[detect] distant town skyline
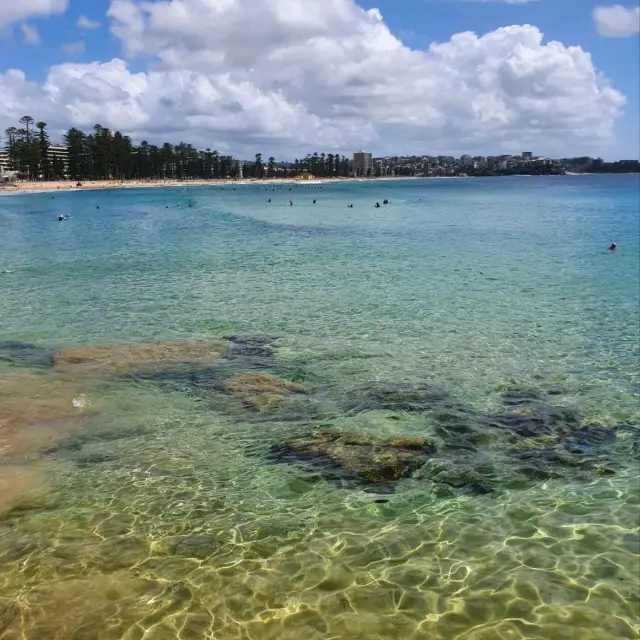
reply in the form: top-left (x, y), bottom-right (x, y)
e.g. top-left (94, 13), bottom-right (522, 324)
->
top-left (1, 0), bottom-right (639, 161)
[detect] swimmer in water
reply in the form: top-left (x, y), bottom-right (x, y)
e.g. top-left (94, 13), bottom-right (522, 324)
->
top-left (347, 204), bottom-right (354, 208)
top-left (375, 202), bottom-right (381, 208)
top-left (267, 198), bottom-right (271, 203)
top-left (609, 242), bottom-right (617, 251)
top-left (58, 215), bottom-right (65, 221)
top-left (289, 200), bottom-right (293, 206)
top-left (313, 199), bottom-right (316, 204)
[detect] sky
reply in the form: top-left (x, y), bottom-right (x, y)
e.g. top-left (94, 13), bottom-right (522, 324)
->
top-left (0, 0), bottom-right (638, 160)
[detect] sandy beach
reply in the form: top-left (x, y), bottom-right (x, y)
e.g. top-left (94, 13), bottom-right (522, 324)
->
top-left (0, 175), bottom-right (462, 195)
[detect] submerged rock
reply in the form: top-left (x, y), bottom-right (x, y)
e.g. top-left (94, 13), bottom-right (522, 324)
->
top-left (500, 390), bottom-right (547, 407)
top-left (54, 341), bottom-right (227, 374)
top-left (345, 382), bottom-right (452, 413)
top-left (430, 408), bottom-right (498, 451)
top-left (490, 401), bottom-right (580, 439)
top-left (224, 335), bottom-right (277, 360)
top-left (507, 425), bottom-right (620, 480)
top-left (559, 426), bottom-right (616, 452)
top-left (417, 454), bottom-right (497, 495)
top-left (510, 446), bottom-right (615, 480)
top-left (0, 341), bottom-right (54, 368)
top-left (269, 430), bottom-right (436, 484)
top-left (220, 373), bottom-right (309, 415)
top-left (0, 372), bottom-right (92, 457)
top-left (222, 373), bottom-right (303, 396)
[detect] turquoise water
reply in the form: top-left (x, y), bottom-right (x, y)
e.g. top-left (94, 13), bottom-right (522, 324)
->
top-left (0, 176), bottom-right (638, 639)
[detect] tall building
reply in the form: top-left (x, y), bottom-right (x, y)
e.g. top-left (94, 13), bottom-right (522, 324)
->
top-left (0, 148), bottom-right (12, 174)
top-left (47, 144), bottom-right (69, 175)
top-left (353, 150), bottom-right (373, 176)
top-left (522, 151), bottom-right (533, 160)
top-left (460, 154), bottom-right (473, 167)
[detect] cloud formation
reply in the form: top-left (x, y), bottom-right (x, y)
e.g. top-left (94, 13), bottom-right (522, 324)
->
top-left (593, 4), bottom-right (640, 37)
top-left (20, 23), bottom-right (41, 45)
top-left (0, 0), bottom-right (628, 158)
top-left (77, 15), bottom-right (102, 30)
top-left (60, 40), bottom-right (86, 54)
top-left (0, 0), bottom-right (68, 27)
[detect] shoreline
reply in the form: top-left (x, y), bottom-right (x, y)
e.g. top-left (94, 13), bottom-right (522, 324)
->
top-left (0, 175), bottom-right (465, 196)
top-left (0, 172), bottom-right (610, 196)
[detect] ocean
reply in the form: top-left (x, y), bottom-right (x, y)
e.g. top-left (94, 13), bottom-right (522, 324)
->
top-left (0, 175), bottom-right (638, 639)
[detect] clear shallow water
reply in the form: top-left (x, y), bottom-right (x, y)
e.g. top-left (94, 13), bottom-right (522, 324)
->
top-left (0, 176), bottom-right (638, 639)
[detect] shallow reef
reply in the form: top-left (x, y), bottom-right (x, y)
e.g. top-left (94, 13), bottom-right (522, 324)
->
top-left (54, 340), bottom-right (228, 374)
top-left (1, 339), bottom-right (634, 498)
top-left (344, 381), bottom-right (454, 413)
top-left (269, 430), bottom-right (437, 484)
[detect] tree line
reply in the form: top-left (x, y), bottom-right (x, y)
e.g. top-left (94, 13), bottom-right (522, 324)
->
top-left (3, 116), bottom-right (356, 181)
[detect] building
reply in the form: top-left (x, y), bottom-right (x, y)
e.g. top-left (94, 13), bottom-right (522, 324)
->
top-left (0, 148), bottom-right (12, 174)
top-left (522, 151), bottom-right (533, 160)
top-left (353, 150), bottom-right (373, 176)
top-left (294, 170), bottom-right (316, 181)
top-left (460, 154), bottom-right (473, 167)
top-left (236, 159), bottom-right (245, 179)
top-left (46, 144), bottom-right (69, 176)
top-left (47, 145), bottom-right (69, 165)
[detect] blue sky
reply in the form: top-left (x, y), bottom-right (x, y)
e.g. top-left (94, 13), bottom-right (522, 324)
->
top-left (0, 0), bottom-right (638, 159)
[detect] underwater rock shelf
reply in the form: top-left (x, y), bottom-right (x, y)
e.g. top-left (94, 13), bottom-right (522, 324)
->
top-left (0, 339), bottom-right (636, 496)
top-left (269, 431), bottom-right (437, 484)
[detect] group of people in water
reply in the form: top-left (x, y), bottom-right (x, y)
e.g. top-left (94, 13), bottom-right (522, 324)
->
top-left (268, 197), bottom-right (391, 208)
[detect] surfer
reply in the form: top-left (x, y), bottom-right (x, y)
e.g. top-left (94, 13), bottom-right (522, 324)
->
top-left (608, 242), bottom-right (617, 251)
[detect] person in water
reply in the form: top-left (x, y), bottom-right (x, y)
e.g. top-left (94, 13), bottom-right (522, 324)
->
top-left (58, 215), bottom-right (65, 221)
top-left (267, 198), bottom-right (271, 203)
top-left (609, 242), bottom-right (617, 251)
top-left (289, 200), bottom-right (293, 206)
top-left (313, 199), bottom-right (316, 204)
top-left (375, 202), bottom-right (381, 208)
top-left (347, 204), bottom-right (353, 208)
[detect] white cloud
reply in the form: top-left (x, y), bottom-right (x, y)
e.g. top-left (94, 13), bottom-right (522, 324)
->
top-left (77, 15), bottom-right (101, 30)
top-left (0, 0), bottom-right (628, 158)
top-left (593, 5), bottom-right (640, 37)
top-left (20, 23), bottom-right (41, 45)
top-left (60, 40), bottom-right (86, 54)
top-left (0, 0), bottom-right (68, 27)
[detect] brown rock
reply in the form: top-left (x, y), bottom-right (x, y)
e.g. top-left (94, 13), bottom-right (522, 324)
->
top-left (0, 372), bottom-right (91, 457)
top-left (54, 341), bottom-right (227, 374)
top-left (270, 430), bottom-right (436, 484)
top-left (223, 373), bottom-right (304, 395)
